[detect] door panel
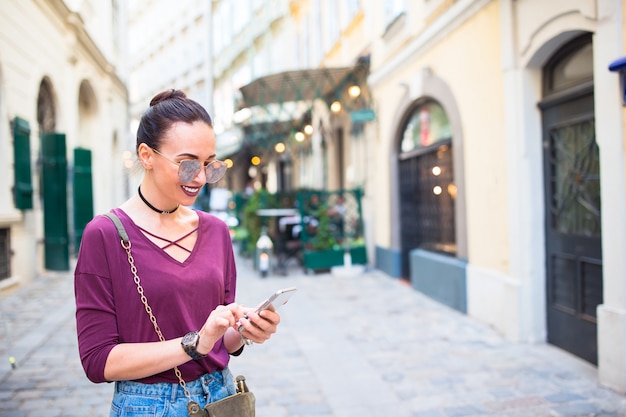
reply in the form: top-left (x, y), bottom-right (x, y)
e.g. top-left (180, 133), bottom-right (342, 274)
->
top-left (40, 132), bottom-right (69, 271)
top-left (542, 89), bottom-right (602, 364)
top-left (399, 141), bottom-right (455, 277)
top-left (73, 147), bottom-right (94, 254)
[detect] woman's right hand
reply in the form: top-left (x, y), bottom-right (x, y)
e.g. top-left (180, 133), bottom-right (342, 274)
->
top-left (196, 303), bottom-right (245, 355)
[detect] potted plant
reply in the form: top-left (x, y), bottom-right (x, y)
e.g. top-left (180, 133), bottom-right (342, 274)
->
top-left (302, 196), bottom-right (367, 272)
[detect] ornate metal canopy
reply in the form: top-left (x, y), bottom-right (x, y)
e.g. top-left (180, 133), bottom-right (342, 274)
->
top-left (239, 66), bottom-right (357, 108)
top-left (235, 59), bottom-right (370, 149)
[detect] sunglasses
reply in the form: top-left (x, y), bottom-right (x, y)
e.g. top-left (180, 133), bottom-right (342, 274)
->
top-left (151, 148), bottom-right (227, 184)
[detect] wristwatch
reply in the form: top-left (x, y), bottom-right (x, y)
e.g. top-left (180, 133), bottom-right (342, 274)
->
top-left (181, 331), bottom-right (206, 360)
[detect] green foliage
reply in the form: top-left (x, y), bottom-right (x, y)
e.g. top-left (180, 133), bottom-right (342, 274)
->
top-left (308, 204), bottom-right (339, 250)
top-left (241, 189), bottom-right (276, 255)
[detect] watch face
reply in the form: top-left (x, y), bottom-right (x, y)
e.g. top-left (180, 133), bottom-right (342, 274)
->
top-left (182, 331), bottom-right (199, 347)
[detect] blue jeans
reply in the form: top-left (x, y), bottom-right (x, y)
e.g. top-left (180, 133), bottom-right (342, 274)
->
top-left (110, 368), bottom-right (236, 417)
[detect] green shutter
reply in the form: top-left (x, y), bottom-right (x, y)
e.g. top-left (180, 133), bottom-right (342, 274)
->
top-left (40, 132), bottom-right (69, 271)
top-left (12, 117), bottom-right (33, 209)
top-left (73, 147), bottom-right (94, 253)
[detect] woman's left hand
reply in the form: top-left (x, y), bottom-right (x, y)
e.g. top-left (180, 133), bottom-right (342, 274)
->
top-left (238, 308), bottom-right (280, 344)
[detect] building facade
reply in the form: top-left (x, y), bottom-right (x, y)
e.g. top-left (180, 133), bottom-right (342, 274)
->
top-left (216, 0), bottom-right (625, 393)
top-left (0, 0), bottom-right (128, 288)
top-left (128, 0), bottom-right (214, 120)
top-left (366, 0), bottom-right (625, 394)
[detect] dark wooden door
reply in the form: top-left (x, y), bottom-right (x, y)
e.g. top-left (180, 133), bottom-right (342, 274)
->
top-left (398, 140), bottom-right (455, 277)
top-left (541, 84), bottom-right (602, 365)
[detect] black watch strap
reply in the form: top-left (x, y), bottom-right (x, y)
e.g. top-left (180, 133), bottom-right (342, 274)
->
top-left (181, 331), bottom-right (206, 360)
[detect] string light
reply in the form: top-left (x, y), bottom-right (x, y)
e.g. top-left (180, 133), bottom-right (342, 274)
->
top-left (348, 85), bottom-right (361, 98)
top-left (274, 142), bottom-right (286, 153)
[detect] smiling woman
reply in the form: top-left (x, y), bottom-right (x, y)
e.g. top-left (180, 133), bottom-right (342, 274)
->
top-left (74, 89), bottom-right (282, 416)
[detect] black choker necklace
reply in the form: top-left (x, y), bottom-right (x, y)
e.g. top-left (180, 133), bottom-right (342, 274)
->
top-left (137, 186), bottom-right (179, 215)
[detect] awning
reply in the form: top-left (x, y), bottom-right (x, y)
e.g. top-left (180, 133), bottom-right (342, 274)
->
top-left (239, 66), bottom-right (359, 108)
top-left (235, 59), bottom-right (370, 148)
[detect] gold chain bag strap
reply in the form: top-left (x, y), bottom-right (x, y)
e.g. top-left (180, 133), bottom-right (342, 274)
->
top-left (104, 213), bottom-right (255, 417)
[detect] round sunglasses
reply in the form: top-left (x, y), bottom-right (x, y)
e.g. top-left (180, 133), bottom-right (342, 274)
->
top-left (151, 148), bottom-right (227, 184)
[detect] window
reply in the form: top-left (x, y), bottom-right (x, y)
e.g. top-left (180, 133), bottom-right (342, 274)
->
top-left (384, 0), bottom-right (405, 26)
top-left (323, 0), bottom-right (340, 50)
top-left (400, 101), bottom-right (452, 154)
top-left (347, 0), bottom-right (360, 18)
top-left (545, 36), bottom-right (593, 94)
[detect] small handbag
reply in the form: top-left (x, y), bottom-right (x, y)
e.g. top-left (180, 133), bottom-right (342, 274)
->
top-left (105, 213), bottom-right (255, 417)
top-left (203, 375), bottom-right (255, 417)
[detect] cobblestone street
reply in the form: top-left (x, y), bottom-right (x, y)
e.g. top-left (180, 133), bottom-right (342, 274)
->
top-left (1, 252), bottom-right (625, 417)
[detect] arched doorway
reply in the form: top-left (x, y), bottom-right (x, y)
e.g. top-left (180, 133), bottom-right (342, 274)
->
top-left (37, 77), bottom-right (56, 133)
top-left (398, 99), bottom-right (456, 277)
top-left (37, 77), bottom-right (69, 271)
top-left (539, 33), bottom-right (602, 365)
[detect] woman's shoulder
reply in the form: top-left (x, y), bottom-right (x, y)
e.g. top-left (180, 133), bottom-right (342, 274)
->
top-left (83, 209), bottom-right (128, 240)
top-left (196, 210), bottom-right (230, 233)
top-left (86, 211), bottom-right (114, 230)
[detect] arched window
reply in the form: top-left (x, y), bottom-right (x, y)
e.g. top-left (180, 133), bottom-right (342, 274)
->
top-left (400, 100), bottom-right (451, 153)
top-left (37, 77), bottom-right (56, 133)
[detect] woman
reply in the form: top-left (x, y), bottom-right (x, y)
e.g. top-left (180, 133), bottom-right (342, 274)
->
top-left (74, 89), bottom-right (279, 416)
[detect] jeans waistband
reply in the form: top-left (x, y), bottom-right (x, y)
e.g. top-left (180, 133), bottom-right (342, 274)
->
top-left (115, 369), bottom-right (229, 401)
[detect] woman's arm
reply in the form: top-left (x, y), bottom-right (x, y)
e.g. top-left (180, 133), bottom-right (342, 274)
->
top-left (103, 338), bottom-right (188, 381)
top-left (103, 303), bottom-right (243, 381)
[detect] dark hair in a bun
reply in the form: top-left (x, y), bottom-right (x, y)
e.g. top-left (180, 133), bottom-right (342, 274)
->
top-left (136, 89), bottom-right (213, 152)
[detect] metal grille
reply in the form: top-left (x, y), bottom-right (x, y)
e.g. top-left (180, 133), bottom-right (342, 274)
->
top-left (0, 228), bottom-right (10, 280)
top-left (549, 120), bottom-right (601, 237)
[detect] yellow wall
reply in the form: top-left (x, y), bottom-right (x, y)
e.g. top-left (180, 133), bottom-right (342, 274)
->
top-left (372, 1), bottom-right (509, 273)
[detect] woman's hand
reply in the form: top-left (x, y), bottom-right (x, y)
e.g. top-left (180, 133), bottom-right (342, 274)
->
top-left (197, 303), bottom-right (245, 355)
top-left (238, 307), bottom-right (280, 344)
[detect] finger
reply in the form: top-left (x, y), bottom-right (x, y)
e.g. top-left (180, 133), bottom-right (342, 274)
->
top-left (244, 312), bottom-right (277, 340)
top-left (210, 307), bottom-right (237, 328)
top-left (259, 309), bottom-right (281, 325)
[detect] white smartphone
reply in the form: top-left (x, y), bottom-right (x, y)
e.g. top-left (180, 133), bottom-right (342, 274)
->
top-left (238, 287), bottom-right (297, 332)
top-left (253, 287), bottom-right (297, 313)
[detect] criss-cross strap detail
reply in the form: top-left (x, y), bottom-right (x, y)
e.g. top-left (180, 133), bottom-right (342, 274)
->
top-left (137, 226), bottom-right (199, 253)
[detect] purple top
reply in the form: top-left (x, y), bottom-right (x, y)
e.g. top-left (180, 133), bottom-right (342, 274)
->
top-left (74, 208), bottom-right (237, 384)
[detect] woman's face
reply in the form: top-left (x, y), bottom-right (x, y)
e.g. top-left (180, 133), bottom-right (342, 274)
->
top-left (152, 120), bottom-right (217, 205)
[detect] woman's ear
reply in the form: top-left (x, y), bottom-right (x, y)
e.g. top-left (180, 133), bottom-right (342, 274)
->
top-left (137, 143), bottom-right (153, 170)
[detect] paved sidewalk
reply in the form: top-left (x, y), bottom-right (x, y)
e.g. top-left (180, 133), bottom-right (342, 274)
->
top-left (1, 251), bottom-right (625, 417)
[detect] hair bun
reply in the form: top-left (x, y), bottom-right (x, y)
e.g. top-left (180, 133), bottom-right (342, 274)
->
top-left (149, 89), bottom-right (187, 107)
